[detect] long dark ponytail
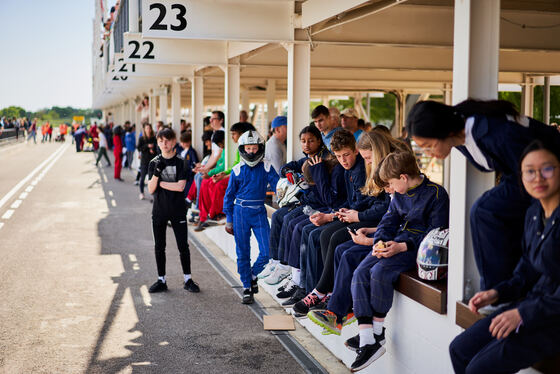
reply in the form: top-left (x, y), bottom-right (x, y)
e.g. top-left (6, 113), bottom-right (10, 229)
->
top-left (407, 99), bottom-right (519, 140)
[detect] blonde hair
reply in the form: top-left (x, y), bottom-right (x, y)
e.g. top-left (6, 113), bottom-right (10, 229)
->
top-left (357, 131), bottom-right (411, 196)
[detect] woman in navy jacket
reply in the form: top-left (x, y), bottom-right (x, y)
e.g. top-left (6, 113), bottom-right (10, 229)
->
top-left (407, 99), bottom-right (560, 292)
top-left (450, 139), bottom-right (560, 373)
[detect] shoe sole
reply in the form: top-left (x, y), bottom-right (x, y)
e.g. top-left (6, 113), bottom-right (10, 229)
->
top-left (345, 337), bottom-right (386, 352)
top-left (242, 299), bottom-right (254, 304)
top-left (343, 316), bottom-right (357, 327)
top-left (307, 312), bottom-right (341, 336)
top-left (350, 347), bottom-right (386, 372)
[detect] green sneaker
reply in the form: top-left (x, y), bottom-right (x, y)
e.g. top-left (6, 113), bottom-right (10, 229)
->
top-left (308, 310), bottom-right (342, 336)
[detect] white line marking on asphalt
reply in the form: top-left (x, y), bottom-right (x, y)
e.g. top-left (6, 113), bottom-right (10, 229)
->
top-left (0, 222), bottom-right (4, 230)
top-left (111, 199), bottom-right (116, 207)
top-left (108, 190), bottom-right (114, 197)
top-left (10, 200), bottom-right (22, 209)
top-left (0, 145), bottom-right (67, 211)
top-left (140, 285), bottom-right (152, 307)
top-left (102, 174), bottom-right (107, 183)
top-left (25, 186), bottom-right (33, 193)
top-left (128, 254), bottom-right (137, 262)
top-left (2, 210), bottom-right (14, 219)
top-left (18, 192), bottom-right (28, 199)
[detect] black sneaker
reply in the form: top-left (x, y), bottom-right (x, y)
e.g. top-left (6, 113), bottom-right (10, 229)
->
top-left (345, 334), bottom-right (360, 352)
top-left (277, 283), bottom-right (299, 299)
top-left (345, 328), bottom-right (386, 352)
top-left (309, 294), bottom-right (331, 311)
top-left (251, 278), bottom-right (259, 294)
top-left (282, 287), bottom-right (306, 307)
top-left (242, 288), bottom-right (254, 304)
top-left (292, 292), bottom-right (324, 316)
top-left (350, 342), bottom-right (386, 372)
top-left (194, 221), bottom-right (209, 232)
top-left (188, 214), bottom-right (199, 224)
top-left (148, 280), bottom-right (168, 293)
top-left (184, 279), bottom-right (200, 293)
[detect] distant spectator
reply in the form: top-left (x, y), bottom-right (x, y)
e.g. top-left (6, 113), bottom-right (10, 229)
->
top-left (95, 125), bottom-right (111, 167)
top-left (240, 110), bottom-right (250, 123)
top-left (265, 116), bottom-right (287, 174)
top-left (113, 125), bottom-right (124, 181)
top-left (124, 126), bottom-right (136, 169)
top-left (340, 108), bottom-right (363, 141)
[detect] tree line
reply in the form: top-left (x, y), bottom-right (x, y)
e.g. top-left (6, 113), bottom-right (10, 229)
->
top-left (0, 106), bottom-right (102, 123)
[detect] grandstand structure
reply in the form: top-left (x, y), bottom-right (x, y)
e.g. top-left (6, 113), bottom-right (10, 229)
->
top-left (92, 1), bottom-right (560, 372)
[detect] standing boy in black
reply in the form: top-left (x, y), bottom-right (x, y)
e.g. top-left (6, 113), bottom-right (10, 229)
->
top-left (148, 128), bottom-right (200, 293)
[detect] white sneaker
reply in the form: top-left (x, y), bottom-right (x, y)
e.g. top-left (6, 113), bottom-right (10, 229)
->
top-left (265, 265), bottom-right (290, 285)
top-left (139, 193), bottom-right (145, 200)
top-left (258, 262), bottom-right (275, 279)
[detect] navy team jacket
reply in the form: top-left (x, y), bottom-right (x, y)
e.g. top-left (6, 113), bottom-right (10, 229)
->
top-left (311, 153), bottom-right (389, 221)
top-left (373, 176), bottom-right (449, 252)
top-left (494, 201), bottom-right (560, 329)
top-left (456, 114), bottom-right (560, 177)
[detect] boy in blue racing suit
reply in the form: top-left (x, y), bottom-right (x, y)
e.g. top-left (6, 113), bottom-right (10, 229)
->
top-left (224, 130), bottom-right (279, 304)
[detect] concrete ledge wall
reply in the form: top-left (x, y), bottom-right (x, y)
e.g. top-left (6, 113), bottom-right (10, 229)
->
top-left (201, 225), bottom-right (539, 374)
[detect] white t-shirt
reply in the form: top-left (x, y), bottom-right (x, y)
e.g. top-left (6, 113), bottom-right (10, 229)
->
top-left (98, 132), bottom-right (108, 148)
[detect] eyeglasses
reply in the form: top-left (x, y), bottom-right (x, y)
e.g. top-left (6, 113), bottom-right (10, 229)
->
top-left (521, 165), bottom-right (557, 182)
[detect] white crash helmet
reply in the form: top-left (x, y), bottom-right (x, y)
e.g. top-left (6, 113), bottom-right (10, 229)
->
top-left (276, 178), bottom-right (303, 207)
top-left (416, 228), bottom-right (449, 281)
top-left (238, 130), bottom-right (265, 167)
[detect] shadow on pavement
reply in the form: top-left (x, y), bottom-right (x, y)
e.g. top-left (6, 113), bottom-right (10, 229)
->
top-left (85, 161), bottom-right (304, 374)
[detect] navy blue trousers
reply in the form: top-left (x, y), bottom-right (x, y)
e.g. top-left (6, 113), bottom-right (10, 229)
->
top-left (449, 307), bottom-right (560, 374)
top-left (302, 223), bottom-right (327, 293)
top-left (233, 205), bottom-right (271, 288)
top-left (282, 212), bottom-right (311, 266)
top-left (328, 241), bottom-right (371, 317)
top-left (278, 206), bottom-right (305, 262)
top-left (316, 221), bottom-right (376, 294)
top-left (471, 176), bottom-right (531, 290)
top-left (269, 206), bottom-right (292, 260)
top-left (352, 250), bottom-right (417, 318)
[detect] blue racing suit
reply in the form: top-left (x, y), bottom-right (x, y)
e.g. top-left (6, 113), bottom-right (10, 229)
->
top-left (224, 160), bottom-right (279, 288)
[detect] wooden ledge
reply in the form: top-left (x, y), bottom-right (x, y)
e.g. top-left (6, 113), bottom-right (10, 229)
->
top-left (455, 301), bottom-right (484, 329)
top-left (395, 270), bottom-right (447, 314)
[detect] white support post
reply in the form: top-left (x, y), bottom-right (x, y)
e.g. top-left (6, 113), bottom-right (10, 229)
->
top-left (149, 93), bottom-right (157, 126)
top-left (159, 87), bottom-right (168, 124)
top-left (520, 75), bottom-right (534, 117)
top-left (129, 99), bottom-right (135, 125)
top-left (544, 76), bottom-right (551, 124)
top-left (266, 80), bottom-right (277, 126)
top-left (128, 0), bottom-right (138, 33)
top-left (443, 83), bottom-right (453, 193)
top-left (286, 43), bottom-right (310, 161)
top-left (171, 80), bottom-right (181, 134)
top-left (393, 90), bottom-right (405, 138)
top-left (448, 0), bottom-right (500, 324)
top-left (190, 76), bottom-right (204, 157)
top-left (121, 102), bottom-right (126, 124)
top-left (366, 93), bottom-right (371, 123)
top-left (225, 62), bottom-right (240, 167)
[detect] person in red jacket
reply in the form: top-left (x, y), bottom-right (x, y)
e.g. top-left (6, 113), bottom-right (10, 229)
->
top-left (113, 125), bottom-right (124, 181)
top-left (90, 123), bottom-right (99, 150)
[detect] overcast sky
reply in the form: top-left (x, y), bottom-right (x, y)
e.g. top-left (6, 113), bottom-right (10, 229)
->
top-left (0, 0), bottom-right (100, 111)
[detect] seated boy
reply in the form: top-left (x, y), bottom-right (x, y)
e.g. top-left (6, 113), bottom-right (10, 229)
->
top-left (348, 151), bottom-right (449, 372)
top-left (223, 130), bottom-right (279, 304)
